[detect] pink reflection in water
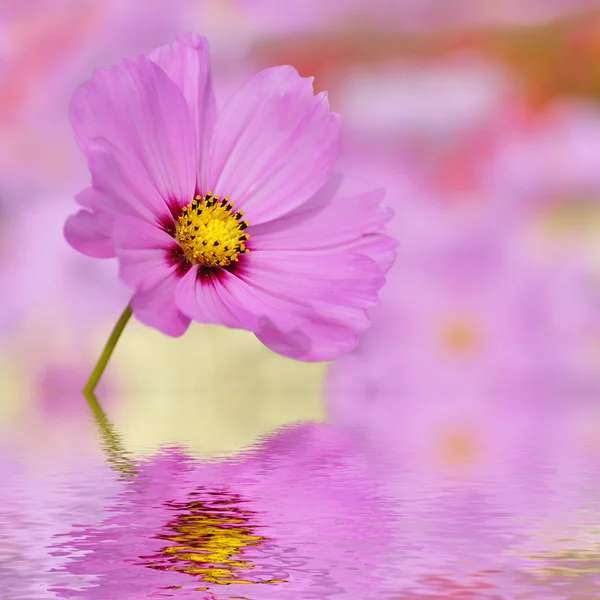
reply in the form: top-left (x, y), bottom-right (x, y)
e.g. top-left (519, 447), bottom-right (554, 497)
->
top-left (51, 423), bottom-right (395, 599)
top-left (44, 415), bottom-right (600, 598)
top-left (0, 447), bottom-right (118, 600)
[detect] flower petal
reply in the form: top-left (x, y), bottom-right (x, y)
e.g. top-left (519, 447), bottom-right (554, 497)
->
top-left (256, 317), bottom-right (359, 362)
top-left (239, 250), bottom-right (385, 309)
top-left (86, 139), bottom-right (172, 223)
top-left (338, 233), bottom-right (398, 274)
top-left (75, 186), bottom-right (120, 214)
top-left (174, 248), bottom-right (378, 360)
top-left (175, 265), bottom-right (257, 330)
top-left (148, 32), bottom-right (216, 186)
top-left (131, 273), bottom-right (191, 338)
top-left (205, 66), bottom-right (341, 224)
top-left (176, 264), bottom-right (311, 333)
top-left (233, 264), bottom-right (369, 361)
top-left (64, 209), bottom-right (115, 258)
top-left (235, 249), bottom-right (384, 360)
top-left (112, 216), bottom-right (190, 336)
top-left (70, 56), bottom-right (196, 217)
top-left (113, 216), bottom-right (181, 291)
top-left (249, 174), bottom-right (393, 250)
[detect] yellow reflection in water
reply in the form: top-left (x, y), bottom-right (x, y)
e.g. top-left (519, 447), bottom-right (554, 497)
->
top-left (510, 513), bottom-right (600, 590)
top-left (147, 489), bottom-right (285, 589)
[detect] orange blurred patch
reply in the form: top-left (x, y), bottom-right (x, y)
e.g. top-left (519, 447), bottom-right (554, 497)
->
top-left (434, 424), bottom-right (481, 469)
top-left (439, 315), bottom-right (480, 358)
top-left (251, 9), bottom-right (600, 110)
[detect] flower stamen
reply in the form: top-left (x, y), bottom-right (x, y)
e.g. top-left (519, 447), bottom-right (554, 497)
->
top-left (176, 193), bottom-right (250, 268)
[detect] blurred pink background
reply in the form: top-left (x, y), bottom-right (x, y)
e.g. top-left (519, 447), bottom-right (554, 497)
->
top-left (3, 0), bottom-right (600, 455)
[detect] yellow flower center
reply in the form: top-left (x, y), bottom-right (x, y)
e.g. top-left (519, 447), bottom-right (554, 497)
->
top-left (176, 193), bottom-right (250, 268)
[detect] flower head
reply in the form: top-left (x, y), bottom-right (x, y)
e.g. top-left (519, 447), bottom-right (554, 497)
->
top-left (65, 32), bottom-right (395, 361)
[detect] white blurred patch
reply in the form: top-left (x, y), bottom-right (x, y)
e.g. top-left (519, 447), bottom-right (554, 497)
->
top-left (339, 57), bottom-right (513, 143)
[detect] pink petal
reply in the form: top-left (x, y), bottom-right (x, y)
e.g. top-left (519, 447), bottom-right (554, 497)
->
top-left (256, 317), bottom-right (360, 362)
top-left (70, 56), bottom-right (196, 218)
top-left (64, 209), bottom-right (115, 258)
top-left (228, 261), bottom-right (370, 361)
top-left (205, 66), bottom-right (341, 224)
top-left (247, 172), bottom-right (397, 276)
top-left (254, 318), bottom-right (313, 358)
top-left (239, 250), bottom-right (385, 309)
top-left (112, 216), bottom-right (190, 336)
top-left (249, 174), bottom-right (393, 250)
top-left (148, 33), bottom-right (216, 188)
top-left (235, 249), bottom-right (383, 360)
top-left (131, 273), bottom-right (191, 338)
top-left (75, 186), bottom-right (120, 214)
top-left (86, 139), bottom-right (172, 224)
top-left (173, 248), bottom-right (378, 360)
top-left (337, 234), bottom-right (398, 274)
top-left (113, 216), bottom-right (181, 291)
top-left (175, 265), bottom-right (256, 329)
top-left (252, 286), bottom-right (371, 361)
top-left (216, 269), bottom-right (309, 333)
top-left (175, 265), bottom-right (307, 333)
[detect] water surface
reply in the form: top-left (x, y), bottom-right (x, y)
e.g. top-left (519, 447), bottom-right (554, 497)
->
top-left (2, 390), bottom-right (600, 599)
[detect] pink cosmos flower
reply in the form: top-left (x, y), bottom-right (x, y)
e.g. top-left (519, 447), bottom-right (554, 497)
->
top-left (64, 32), bottom-right (395, 362)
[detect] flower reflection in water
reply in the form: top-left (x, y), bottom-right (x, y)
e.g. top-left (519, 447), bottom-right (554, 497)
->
top-left (51, 422), bottom-right (393, 599)
top-left (144, 489), bottom-right (280, 588)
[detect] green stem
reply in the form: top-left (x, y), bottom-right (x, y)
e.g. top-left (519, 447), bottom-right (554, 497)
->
top-left (84, 303), bottom-right (132, 394)
top-left (84, 390), bottom-right (137, 477)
